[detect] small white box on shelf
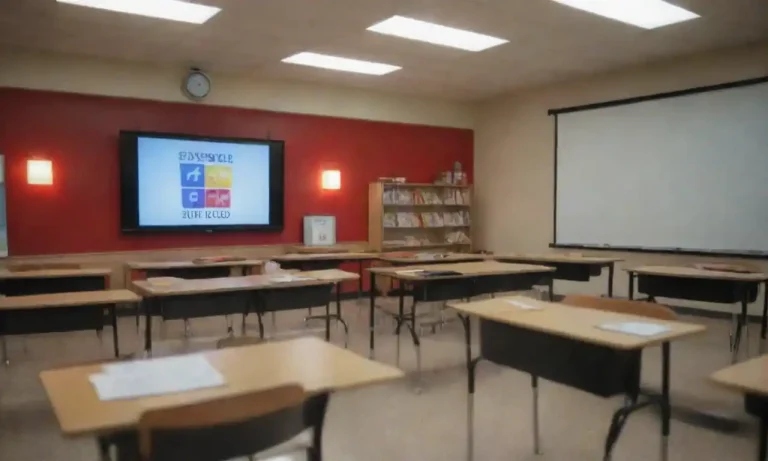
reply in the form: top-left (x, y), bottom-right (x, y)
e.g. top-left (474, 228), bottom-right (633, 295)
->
top-left (303, 215), bottom-right (336, 246)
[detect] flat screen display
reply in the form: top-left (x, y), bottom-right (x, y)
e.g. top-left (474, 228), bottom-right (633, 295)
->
top-left (120, 131), bottom-right (284, 233)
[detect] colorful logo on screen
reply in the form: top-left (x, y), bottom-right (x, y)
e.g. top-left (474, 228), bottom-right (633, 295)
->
top-left (180, 163), bottom-right (232, 209)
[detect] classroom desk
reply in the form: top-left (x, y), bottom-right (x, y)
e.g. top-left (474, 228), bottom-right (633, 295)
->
top-left (494, 253), bottom-right (622, 297)
top-left (132, 269), bottom-right (358, 353)
top-left (712, 355), bottom-right (768, 461)
top-left (123, 259), bottom-right (264, 289)
top-left (0, 268), bottom-right (111, 295)
top-left (376, 252), bottom-right (487, 266)
top-left (450, 296), bottom-right (705, 461)
top-left (626, 266), bottom-right (768, 363)
top-left (271, 252), bottom-right (378, 298)
top-left (0, 290), bottom-right (141, 362)
top-left (40, 337), bottom-right (404, 461)
top-left (289, 245), bottom-right (353, 254)
top-left (367, 261), bottom-right (555, 377)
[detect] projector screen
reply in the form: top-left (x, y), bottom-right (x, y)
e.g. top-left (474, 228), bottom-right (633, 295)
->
top-left (120, 132), bottom-right (284, 233)
top-left (551, 78), bottom-right (768, 256)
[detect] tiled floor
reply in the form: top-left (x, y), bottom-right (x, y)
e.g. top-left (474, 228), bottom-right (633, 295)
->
top-left (0, 299), bottom-right (761, 460)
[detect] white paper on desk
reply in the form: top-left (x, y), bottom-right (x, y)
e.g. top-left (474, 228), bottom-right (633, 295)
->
top-left (90, 355), bottom-right (225, 401)
top-left (505, 299), bottom-right (543, 310)
top-left (269, 275), bottom-right (315, 283)
top-left (598, 322), bottom-right (671, 337)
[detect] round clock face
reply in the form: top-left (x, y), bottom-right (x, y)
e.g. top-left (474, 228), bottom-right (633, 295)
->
top-left (184, 72), bottom-right (210, 100)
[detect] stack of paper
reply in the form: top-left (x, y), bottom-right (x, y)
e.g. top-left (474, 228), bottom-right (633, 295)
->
top-left (89, 354), bottom-right (226, 401)
top-left (598, 322), bottom-right (671, 337)
top-left (505, 299), bottom-right (543, 311)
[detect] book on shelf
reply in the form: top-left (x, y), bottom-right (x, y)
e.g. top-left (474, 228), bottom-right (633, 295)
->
top-left (383, 211), bottom-right (471, 229)
top-left (443, 188), bottom-right (470, 205)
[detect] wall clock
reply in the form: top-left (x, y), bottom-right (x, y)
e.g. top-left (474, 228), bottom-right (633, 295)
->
top-left (182, 68), bottom-right (211, 101)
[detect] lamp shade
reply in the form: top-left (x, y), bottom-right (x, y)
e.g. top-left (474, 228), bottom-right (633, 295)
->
top-left (27, 159), bottom-right (53, 185)
top-left (321, 170), bottom-right (341, 190)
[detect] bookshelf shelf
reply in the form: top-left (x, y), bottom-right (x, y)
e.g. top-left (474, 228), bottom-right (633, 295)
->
top-left (369, 182), bottom-right (472, 252)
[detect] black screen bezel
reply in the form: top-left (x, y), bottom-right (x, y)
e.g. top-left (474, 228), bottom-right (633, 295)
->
top-left (119, 130), bottom-right (285, 234)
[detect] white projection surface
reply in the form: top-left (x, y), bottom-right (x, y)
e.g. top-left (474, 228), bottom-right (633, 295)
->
top-left (555, 81), bottom-right (768, 255)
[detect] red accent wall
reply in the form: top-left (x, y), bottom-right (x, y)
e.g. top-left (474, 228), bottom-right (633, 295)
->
top-left (0, 88), bottom-right (473, 256)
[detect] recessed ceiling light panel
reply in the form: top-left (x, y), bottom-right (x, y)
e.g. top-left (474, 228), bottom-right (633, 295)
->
top-left (56, 0), bottom-right (221, 24)
top-left (282, 52), bottom-right (401, 76)
top-left (367, 15), bottom-right (508, 52)
top-left (552, 0), bottom-right (699, 29)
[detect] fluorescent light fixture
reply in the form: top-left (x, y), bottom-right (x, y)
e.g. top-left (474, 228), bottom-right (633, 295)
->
top-left (552, 0), bottom-right (699, 29)
top-left (367, 16), bottom-right (508, 52)
top-left (56, 0), bottom-right (221, 24)
top-left (282, 52), bottom-right (401, 76)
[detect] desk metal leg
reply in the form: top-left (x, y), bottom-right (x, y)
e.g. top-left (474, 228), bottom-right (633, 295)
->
top-left (607, 263), bottom-right (615, 298)
top-left (532, 375), bottom-right (542, 455)
top-left (759, 415), bottom-right (767, 461)
top-left (143, 299), bottom-right (153, 356)
top-left (395, 292), bottom-right (404, 366)
top-left (547, 275), bottom-right (554, 301)
top-left (660, 342), bottom-right (671, 461)
top-left (1, 335), bottom-right (7, 366)
top-left (761, 281), bottom-right (768, 349)
top-left (324, 302), bottom-right (331, 342)
top-left (732, 299), bottom-right (748, 363)
top-left (395, 290), bottom-right (422, 389)
top-left (458, 314), bottom-right (477, 461)
top-left (110, 305), bottom-right (120, 358)
top-left (336, 282), bottom-right (343, 320)
top-left (358, 261), bottom-right (364, 300)
top-left (628, 273), bottom-right (635, 301)
top-left (369, 272), bottom-right (376, 359)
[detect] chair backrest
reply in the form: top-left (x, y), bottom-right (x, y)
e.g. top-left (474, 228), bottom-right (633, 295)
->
top-left (139, 384), bottom-right (308, 461)
top-left (561, 295), bottom-right (678, 321)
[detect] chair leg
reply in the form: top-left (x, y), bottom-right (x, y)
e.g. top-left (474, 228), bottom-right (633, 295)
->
top-left (97, 438), bottom-right (111, 461)
top-left (532, 375), bottom-right (542, 455)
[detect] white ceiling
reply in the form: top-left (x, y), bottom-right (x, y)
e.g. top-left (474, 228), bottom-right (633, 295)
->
top-left (1, 0), bottom-right (767, 100)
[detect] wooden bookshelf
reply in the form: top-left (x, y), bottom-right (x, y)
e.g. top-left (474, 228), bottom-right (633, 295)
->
top-left (368, 182), bottom-right (472, 252)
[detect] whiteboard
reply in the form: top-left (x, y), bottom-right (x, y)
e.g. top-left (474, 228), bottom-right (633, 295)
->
top-left (554, 80), bottom-right (768, 255)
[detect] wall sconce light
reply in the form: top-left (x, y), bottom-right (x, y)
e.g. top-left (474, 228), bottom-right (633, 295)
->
top-left (321, 170), bottom-right (341, 190)
top-left (27, 159), bottom-right (53, 185)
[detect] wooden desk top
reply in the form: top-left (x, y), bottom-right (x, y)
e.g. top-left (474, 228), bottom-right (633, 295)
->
top-left (377, 252), bottom-right (488, 264)
top-left (40, 337), bottom-right (404, 436)
top-left (0, 268), bottom-right (111, 279)
top-left (711, 355), bottom-right (768, 397)
top-left (626, 265), bottom-right (768, 282)
top-left (289, 245), bottom-right (361, 254)
top-left (132, 269), bottom-right (359, 297)
top-left (271, 252), bottom-right (378, 262)
top-left (125, 260), bottom-right (265, 270)
top-left (0, 290), bottom-right (141, 310)
top-left (448, 296), bottom-right (705, 350)
top-left (495, 253), bottom-right (622, 265)
top-left (369, 261), bottom-right (554, 281)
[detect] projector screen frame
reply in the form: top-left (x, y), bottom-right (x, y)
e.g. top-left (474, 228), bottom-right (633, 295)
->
top-left (547, 75), bottom-right (768, 259)
top-left (119, 130), bottom-right (285, 234)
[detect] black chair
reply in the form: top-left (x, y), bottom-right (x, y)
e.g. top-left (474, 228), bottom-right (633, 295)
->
top-left (138, 384), bottom-right (327, 461)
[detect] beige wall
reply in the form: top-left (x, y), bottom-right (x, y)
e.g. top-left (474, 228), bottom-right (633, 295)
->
top-left (0, 47), bottom-right (475, 129)
top-left (474, 42), bottom-right (768, 314)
